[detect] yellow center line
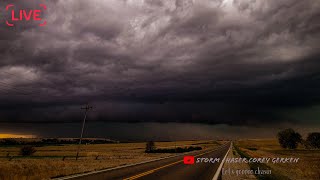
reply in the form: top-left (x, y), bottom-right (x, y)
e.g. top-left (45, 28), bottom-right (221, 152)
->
top-left (123, 149), bottom-right (217, 180)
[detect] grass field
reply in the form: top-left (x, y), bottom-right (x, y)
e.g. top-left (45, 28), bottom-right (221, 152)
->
top-left (235, 139), bottom-right (320, 180)
top-left (0, 140), bottom-right (221, 180)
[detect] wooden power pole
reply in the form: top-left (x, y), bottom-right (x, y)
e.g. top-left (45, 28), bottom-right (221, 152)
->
top-left (76, 103), bottom-right (92, 160)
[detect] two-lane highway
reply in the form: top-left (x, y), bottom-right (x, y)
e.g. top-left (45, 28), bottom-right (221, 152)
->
top-left (56, 142), bottom-right (231, 180)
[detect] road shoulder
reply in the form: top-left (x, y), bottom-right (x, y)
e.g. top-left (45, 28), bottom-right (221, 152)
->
top-left (221, 146), bottom-right (256, 180)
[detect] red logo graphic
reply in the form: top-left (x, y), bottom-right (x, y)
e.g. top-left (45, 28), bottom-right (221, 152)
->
top-left (6, 4), bottom-right (47, 27)
top-left (183, 156), bottom-right (195, 165)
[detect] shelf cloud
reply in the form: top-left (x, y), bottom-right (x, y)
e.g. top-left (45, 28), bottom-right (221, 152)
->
top-left (0, 0), bottom-right (319, 126)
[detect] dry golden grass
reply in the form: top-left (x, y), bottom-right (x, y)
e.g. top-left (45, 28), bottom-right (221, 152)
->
top-left (236, 139), bottom-right (320, 180)
top-left (0, 140), bottom-right (219, 180)
top-left (222, 146), bottom-right (257, 180)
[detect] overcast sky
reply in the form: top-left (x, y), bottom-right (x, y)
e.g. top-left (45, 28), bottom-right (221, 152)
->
top-left (0, 0), bottom-right (319, 127)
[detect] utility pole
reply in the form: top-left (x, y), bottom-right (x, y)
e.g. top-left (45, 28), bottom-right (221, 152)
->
top-left (76, 103), bottom-right (92, 160)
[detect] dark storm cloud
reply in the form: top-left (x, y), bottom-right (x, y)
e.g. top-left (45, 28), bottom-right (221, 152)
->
top-left (0, 0), bottom-right (320, 126)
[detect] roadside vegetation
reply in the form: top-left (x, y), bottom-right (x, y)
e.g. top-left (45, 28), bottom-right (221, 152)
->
top-left (234, 145), bottom-right (290, 180)
top-left (145, 141), bottom-right (202, 153)
top-left (20, 146), bottom-right (37, 156)
top-left (235, 129), bottom-right (320, 180)
top-left (0, 140), bottom-right (219, 179)
top-left (277, 129), bottom-right (320, 150)
top-left (0, 138), bottom-right (118, 146)
top-left (305, 132), bottom-right (320, 149)
top-left (277, 128), bottom-right (302, 149)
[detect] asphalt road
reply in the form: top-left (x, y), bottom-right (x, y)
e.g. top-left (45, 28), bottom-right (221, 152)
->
top-left (57, 142), bottom-right (231, 180)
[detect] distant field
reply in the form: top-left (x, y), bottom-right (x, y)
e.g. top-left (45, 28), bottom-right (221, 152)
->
top-left (0, 140), bottom-right (221, 180)
top-left (235, 139), bottom-right (320, 180)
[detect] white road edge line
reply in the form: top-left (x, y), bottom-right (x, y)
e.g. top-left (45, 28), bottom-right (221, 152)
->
top-left (53, 143), bottom-right (226, 180)
top-left (212, 142), bottom-right (232, 180)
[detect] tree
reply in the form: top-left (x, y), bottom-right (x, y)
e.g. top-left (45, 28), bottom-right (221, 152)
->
top-left (277, 128), bottom-right (302, 149)
top-left (145, 141), bottom-right (156, 152)
top-left (306, 132), bottom-right (320, 149)
top-left (20, 146), bottom-right (37, 156)
top-left (2, 139), bottom-right (18, 145)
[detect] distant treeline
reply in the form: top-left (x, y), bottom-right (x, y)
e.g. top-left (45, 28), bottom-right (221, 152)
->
top-left (146, 146), bottom-right (202, 153)
top-left (0, 138), bottom-right (119, 146)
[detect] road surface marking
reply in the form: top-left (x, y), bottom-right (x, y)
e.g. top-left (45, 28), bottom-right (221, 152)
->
top-left (54, 148), bottom-right (198, 180)
top-left (123, 149), bottom-right (220, 180)
top-left (212, 142), bottom-right (232, 180)
top-left (54, 143), bottom-right (228, 180)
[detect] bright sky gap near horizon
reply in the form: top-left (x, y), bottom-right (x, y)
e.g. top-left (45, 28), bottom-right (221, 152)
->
top-left (0, 0), bottom-right (320, 138)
